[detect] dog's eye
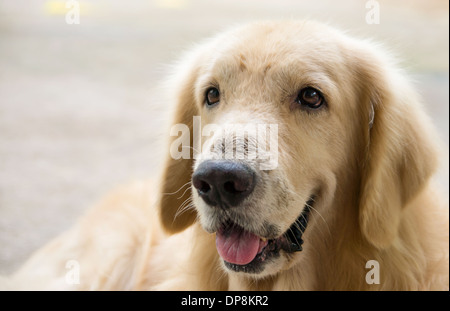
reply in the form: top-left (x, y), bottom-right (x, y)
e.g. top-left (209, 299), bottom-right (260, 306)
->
top-left (205, 87), bottom-right (220, 106)
top-left (297, 87), bottom-right (324, 109)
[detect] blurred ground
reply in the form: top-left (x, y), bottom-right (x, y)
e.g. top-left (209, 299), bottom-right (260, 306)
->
top-left (0, 0), bottom-right (448, 274)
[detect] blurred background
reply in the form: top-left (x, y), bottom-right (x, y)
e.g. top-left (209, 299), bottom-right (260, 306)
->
top-left (0, 0), bottom-right (448, 275)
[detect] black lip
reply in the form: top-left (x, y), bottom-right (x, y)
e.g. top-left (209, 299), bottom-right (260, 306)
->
top-left (221, 195), bottom-right (315, 274)
top-left (282, 196), bottom-right (314, 252)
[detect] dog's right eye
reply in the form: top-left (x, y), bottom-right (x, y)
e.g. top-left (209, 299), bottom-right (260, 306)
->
top-left (205, 87), bottom-right (220, 106)
top-left (297, 87), bottom-right (325, 110)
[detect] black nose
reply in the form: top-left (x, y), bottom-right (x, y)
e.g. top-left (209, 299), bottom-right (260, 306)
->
top-left (192, 160), bottom-right (256, 208)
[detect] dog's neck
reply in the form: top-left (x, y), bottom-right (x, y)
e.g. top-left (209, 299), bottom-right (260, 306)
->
top-left (224, 186), bottom-right (445, 290)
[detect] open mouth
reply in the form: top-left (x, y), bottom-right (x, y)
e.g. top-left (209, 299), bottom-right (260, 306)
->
top-left (215, 196), bottom-right (314, 274)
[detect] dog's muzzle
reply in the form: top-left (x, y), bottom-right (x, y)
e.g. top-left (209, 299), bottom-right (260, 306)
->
top-left (192, 159), bottom-right (313, 274)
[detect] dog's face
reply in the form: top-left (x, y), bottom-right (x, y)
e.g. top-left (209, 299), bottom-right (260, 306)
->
top-left (189, 23), bottom-right (357, 276)
top-left (159, 21), bottom-right (436, 278)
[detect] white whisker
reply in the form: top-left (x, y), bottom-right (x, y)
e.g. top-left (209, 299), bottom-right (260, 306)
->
top-left (177, 185), bottom-right (192, 199)
top-left (161, 181), bottom-right (191, 196)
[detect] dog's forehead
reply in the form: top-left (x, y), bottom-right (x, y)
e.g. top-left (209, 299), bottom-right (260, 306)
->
top-left (225, 23), bottom-right (337, 58)
top-left (203, 21), bottom-right (346, 81)
top-left (194, 21), bottom-right (351, 110)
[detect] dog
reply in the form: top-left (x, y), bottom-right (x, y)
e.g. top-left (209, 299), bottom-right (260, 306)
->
top-left (5, 20), bottom-right (449, 290)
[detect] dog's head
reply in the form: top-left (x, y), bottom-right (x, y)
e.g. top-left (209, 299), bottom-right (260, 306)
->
top-left (158, 21), bottom-right (438, 277)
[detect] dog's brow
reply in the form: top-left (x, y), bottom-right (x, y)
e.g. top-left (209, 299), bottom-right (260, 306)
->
top-left (239, 53), bottom-right (247, 71)
top-left (263, 63), bottom-right (272, 75)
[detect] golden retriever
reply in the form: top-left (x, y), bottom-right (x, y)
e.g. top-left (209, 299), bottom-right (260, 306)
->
top-left (4, 20), bottom-right (449, 290)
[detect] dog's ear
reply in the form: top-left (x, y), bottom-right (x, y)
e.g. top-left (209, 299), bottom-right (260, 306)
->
top-left (158, 59), bottom-right (201, 234)
top-left (355, 47), bottom-right (439, 248)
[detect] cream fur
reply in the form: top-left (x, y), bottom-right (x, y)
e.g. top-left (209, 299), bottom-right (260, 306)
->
top-left (4, 21), bottom-right (448, 291)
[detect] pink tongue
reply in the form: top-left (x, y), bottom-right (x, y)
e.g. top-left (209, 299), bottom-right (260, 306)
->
top-left (216, 226), bottom-right (260, 265)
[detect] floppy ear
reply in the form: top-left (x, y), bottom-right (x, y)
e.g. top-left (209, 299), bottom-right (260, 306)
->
top-left (356, 50), bottom-right (439, 248)
top-left (158, 61), bottom-right (200, 234)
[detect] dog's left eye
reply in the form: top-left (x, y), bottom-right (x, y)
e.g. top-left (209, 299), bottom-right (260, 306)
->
top-left (205, 87), bottom-right (220, 106)
top-left (297, 87), bottom-right (324, 109)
